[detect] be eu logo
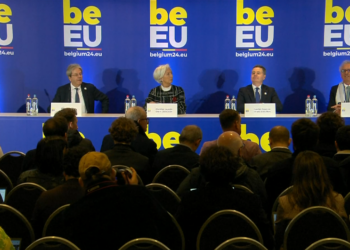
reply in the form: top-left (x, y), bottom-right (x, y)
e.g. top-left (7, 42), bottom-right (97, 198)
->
top-left (235, 0), bottom-right (274, 58)
top-left (0, 4), bottom-right (14, 56)
top-left (63, 0), bottom-right (102, 57)
top-left (149, 0), bottom-right (188, 58)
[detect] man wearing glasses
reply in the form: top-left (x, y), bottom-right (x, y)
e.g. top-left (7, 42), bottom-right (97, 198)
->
top-left (49, 64), bottom-right (109, 113)
top-left (328, 60), bottom-right (350, 113)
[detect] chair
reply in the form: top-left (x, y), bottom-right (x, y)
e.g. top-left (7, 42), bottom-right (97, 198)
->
top-left (344, 192), bottom-right (350, 219)
top-left (305, 238), bottom-right (350, 250)
top-left (0, 151), bottom-right (25, 185)
top-left (26, 236), bottom-right (80, 250)
top-left (0, 204), bottom-right (34, 249)
top-left (5, 182), bottom-right (46, 221)
top-left (215, 237), bottom-right (268, 250)
top-left (271, 185), bottom-right (293, 233)
top-left (232, 184), bottom-right (254, 194)
top-left (197, 210), bottom-right (263, 250)
top-left (42, 204), bottom-right (70, 237)
top-left (119, 238), bottom-right (170, 250)
top-left (0, 169), bottom-right (13, 201)
top-left (283, 206), bottom-right (350, 250)
top-left (166, 212), bottom-right (185, 250)
top-left (112, 165), bottom-right (144, 186)
top-left (146, 183), bottom-right (181, 215)
top-left (152, 165), bottom-right (190, 192)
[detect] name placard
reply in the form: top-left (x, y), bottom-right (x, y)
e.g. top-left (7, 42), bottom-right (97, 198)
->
top-left (244, 103), bottom-right (276, 117)
top-left (147, 103), bottom-right (178, 117)
top-left (341, 103), bottom-right (350, 117)
top-left (50, 103), bottom-right (83, 117)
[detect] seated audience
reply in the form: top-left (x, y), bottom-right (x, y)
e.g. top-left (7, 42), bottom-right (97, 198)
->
top-left (275, 151), bottom-right (347, 249)
top-left (334, 125), bottom-right (350, 188)
top-left (103, 117), bottom-right (151, 184)
top-left (32, 147), bottom-right (89, 238)
top-left (61, 152), bottom-right (176, 249)
top-left (176, 146), bottom-right (273, 250)
top-left (250, 126), bottom-right (292, 180)
top-left (200, 109), bottom-right (261, 162)
top-left (152, 125), bottom-right (202, 174)
top-left (315, 112), bottom-right (344, 158)
top-left (18, 136), bottom-right (66, 189)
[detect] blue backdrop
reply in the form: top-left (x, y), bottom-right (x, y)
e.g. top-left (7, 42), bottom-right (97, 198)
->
top-left (0, 0), bottom-right (349, 114)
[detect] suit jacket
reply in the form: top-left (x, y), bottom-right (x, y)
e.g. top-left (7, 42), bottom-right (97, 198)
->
top-left (237, 84), bottom-right (283, 113)
top-left (49, 82), bottom-right (109, 113)
top-left (327, 85), bottom-right (339, 111)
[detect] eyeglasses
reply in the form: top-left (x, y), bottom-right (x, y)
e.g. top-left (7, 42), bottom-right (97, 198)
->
top-left (341, 69), bottom-right (350, 73)
top-left (71, 73), bottom-right (83, 77)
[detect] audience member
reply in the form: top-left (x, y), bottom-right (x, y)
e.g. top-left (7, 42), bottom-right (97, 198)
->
top-left (176, 146), bottom-right (273, 250)
top-left (315, 112), bottom-right (344, 158)
top-left (275, 151), bottom-right (347, 249)
top-left (18, 136), bottom-right (66, 189)
top-left (0, 227), bottom-right (15, 250)
top-left (334, 125), bottom-right (350, 188)
top-left (265, 118), bottom-right (347, 213)
top-left (21, 116), bottom-right (68, 172)
top-left (199, 109), bottom-right (261, 162)
top-left (103, 117), bottom-right (151, 183)
top-left (250, 126), bottom-right (292, 180)
top-left (152, 125), bottom-right (202, 173)
top-left (32, 147), bottom-right (89, 238)
top-left (61, 152), bottom-right (176, 249)
top-left (54, 108), bottom-right (95, 151)
top-left (100, 106), bottom-right (158, 163)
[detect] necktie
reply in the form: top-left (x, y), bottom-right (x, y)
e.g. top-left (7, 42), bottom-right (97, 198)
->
top-left (75, 88), bottom-right (80, 103)
top-left (255, 87), bottom-right (260, 103)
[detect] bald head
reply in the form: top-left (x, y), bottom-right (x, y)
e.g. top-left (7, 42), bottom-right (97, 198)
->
top-left (125, 106), bottom-right (146, 121)
top-left (269, 126), bottom-right (291, 148)
top-left (179, 125), bottom-right (202, 151)
top-left (217, 131), bottom-right (243, 156)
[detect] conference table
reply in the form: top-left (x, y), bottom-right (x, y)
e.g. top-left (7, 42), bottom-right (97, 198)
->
top-left (0, 113), bottom-right (346, 154)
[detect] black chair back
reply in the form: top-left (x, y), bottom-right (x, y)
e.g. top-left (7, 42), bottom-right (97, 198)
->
top-left (43, 204), bottom-right (70, 237)
top-left (215, 237), bottom-right (268, 250)
top-left (26, 236), bottom-right (80, 250)
top-left (152, 165), bottom-right (190, 192)
top-left (0, 169), bottom-right (13, 202)
top-left (305, 237), bottom-right (350, 250)
top-left (0, 151), bottom-right (25, 185)
top-left (146, 183), bottom-right (180, 215)
top-left (119, 238), bottom-right (170, 250)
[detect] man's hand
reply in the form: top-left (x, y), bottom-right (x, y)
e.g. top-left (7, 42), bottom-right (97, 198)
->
top-left (121, 167), bottom-right (139, 185)
top-left (331, 104), bottom-right (341, 115)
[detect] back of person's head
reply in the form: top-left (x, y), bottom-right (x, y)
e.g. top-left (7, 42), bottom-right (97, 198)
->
top-left (35, 136), bottom-right (67, 176)
top-left (269, 126), bottom-right (290, 145)
top-left (179, 125), bottom-right (202, 144)
top-left (109, 117), bottom-right (138, 143)
top-left (79, 152), bottom-right (113, 186)
top-left (219, 109), bottom-right (240, 130)
top-left (63, 147), bottom-right (90, 178)
top-left (289, 151), bottom-right (336, 210)
top-left (43, 117), bottom-right (68, 137)
top-left (125, 106), bottom-right (145, 121)
top-left (291, 118), bottom-right (320, 151)
top-left (217, 131), bottom-right (243, 157)
top-left (200, 145), bottom-right (239, 184)
top-left (54, 108), bottom-right (77, 124)
top-left (335, 125), bottom-right (350, 151)
top-left (316, 112), bottom-right (344, 144)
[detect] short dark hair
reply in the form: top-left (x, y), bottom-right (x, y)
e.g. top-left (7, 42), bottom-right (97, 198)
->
top-left (316, 112), bottom-right (344, 143)
top-left (335, 125), bottom-right (350, 150)
top-left (291, 118), bottom-right (320, 151)
top-left (43, 117), bottom-right (68, 137)
top-left (109, 117), bottom-right (138, 143)
top-left (35, 136), bottom-right (67, 176)
top-left (199, 145), bottom-right (239, 184)
top-left (219, 110), bottom-right (240, 130)
top-left (63, 147), bottom-right (90, 177)
top-left (54, 108), bottom-right (77, 124)
top-left (253, 65), bottom-right (266, 75)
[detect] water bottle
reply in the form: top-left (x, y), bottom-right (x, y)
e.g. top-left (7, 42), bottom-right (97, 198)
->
top-left (131, 95), bottom-right (137, 107)
top-left (312, 95), bottom-right (318, 116)
top-left (225, 95), bottom-right (230, 109)
top-left (32, 94), bottom-right (38, 115)
top-left (231, 95), bottom-right (236, 111)
top-left (26, 94), bottom-right (32, 116)
top-left (125, 95), bottom-right (130, 113)
top-left (305, 95), bottom-right (311, 117)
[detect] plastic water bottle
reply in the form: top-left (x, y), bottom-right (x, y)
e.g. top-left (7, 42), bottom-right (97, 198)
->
top-left (32, 94), bottom-right (38, 115)
top-left (26, 94), bottom-right (32, 116)
top-left (125, 95), bottom-right (130, 113)
top-left (312, 95), bottom-right (318, 116)
top-left (131, 95), bottom-right (137, 107)
top-left (231, 95), bottom-right (236, 111)
top-left (305, 95), bottom-right (311, 117)
top-left (225, 95), bottom-right (230, 109)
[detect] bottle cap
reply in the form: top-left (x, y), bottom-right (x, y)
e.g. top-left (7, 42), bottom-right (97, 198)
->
top-left (307, 95), bottom-right (310, 98)
top-left (232, 95), bottom-right (235, 98)
top-left (226, 95), bottom-right (229, 98)
top-left (313, 95), bottom-right (316, 98)
top-left (34, 94), bottom-right (36, 97)
top-left (126, 95), bottom-right (129, 98)
top-left (132, 95), bottom-right (135, 98)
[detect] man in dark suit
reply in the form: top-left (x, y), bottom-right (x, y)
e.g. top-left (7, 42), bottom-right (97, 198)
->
top-left (250, 126), bottom-right (292, 180)
top-left (152, 125), bottom-right (202, 173)
top-left (237, 65), bottom-right (283, 113)
top-left (48, 64), bottom-right (109, 113)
